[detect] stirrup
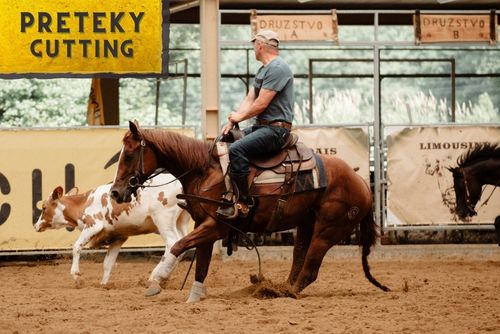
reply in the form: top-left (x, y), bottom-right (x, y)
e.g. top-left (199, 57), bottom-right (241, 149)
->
top-left (216, 193), bottom-right (238, 219)
top-left (216, 198), bottom-right (253, 220)
top-left (216, 203), bottom-right (239, 220)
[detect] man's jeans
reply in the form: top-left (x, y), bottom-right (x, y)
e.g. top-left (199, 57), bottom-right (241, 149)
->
top-left (229, 125), bottom-right (289, 176)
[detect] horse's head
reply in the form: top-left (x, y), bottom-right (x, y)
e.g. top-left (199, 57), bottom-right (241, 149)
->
top-left (447, 166), bottom-right (480, 220)
top-left (35, 186), bottom-right (78, 232)
top-left (110, 120), bottom-right (159, 203)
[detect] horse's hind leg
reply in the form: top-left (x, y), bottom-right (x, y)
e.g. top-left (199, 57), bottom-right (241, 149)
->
top-left (287, 222), bottom-right (314, 286)
top-left (291, 220), bottom-right (356, 294)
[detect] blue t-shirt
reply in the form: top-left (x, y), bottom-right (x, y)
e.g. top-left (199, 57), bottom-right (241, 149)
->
top-left (253, 56), bottom-right (294, 124)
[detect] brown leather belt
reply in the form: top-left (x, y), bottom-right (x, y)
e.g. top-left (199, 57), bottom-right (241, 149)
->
top-left (255, 119), bottom-right (292, 130)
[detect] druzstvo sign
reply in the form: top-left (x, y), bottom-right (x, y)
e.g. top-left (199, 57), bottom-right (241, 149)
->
top-left (0, 0), bottom-right (169, 75)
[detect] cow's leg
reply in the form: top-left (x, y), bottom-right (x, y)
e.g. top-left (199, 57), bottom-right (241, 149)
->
top-left (100, 238), bottom-right (127, 285)
top-left (70, 223), bottom-right (103, 284)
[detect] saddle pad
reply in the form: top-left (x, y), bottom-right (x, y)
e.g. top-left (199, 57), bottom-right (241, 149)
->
top-left (314, 153), bottom-right (328, 188)
top-left (252, 153), bottom-right (327, 193)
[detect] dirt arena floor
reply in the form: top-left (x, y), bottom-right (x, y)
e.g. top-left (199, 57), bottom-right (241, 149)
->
top-left (1, 249), bottom-right (499, 334)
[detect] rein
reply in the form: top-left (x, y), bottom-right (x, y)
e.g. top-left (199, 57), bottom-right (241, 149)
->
top-left (477, 178), bottom-right (500, 208)
top-left (128, 133), bottom-right (263, 281)
top-left (460, 167), bottom-right (499, 213)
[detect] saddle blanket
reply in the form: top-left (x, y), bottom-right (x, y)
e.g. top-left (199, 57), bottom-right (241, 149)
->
top-left (216, 141), bottom-right (327, 195)
top-left (252, 153), bottom-right (327, 194)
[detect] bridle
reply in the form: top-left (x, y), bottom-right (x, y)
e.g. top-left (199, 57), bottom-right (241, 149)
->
top-left (127, 139), bottom-right (147, 188)
top-left (459, 167), bottom-right (499, 217)
top-left (459, 167), bottom-right (477, 216)
top-left (126, 138), bottom-right (192, 190)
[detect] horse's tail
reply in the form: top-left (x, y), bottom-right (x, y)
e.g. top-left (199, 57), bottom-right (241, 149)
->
top-left (359, 208), bottom-right (390, 292)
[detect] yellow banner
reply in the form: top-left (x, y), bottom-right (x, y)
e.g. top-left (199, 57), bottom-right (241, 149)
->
top-left (293, 126), bottom-right (370, 183)
top-left (386, 126), bottom-right (500, 226)
top-left (0, 0), bottom-right (164, 74)
top-left (0, 127), bottom-right (193, 251)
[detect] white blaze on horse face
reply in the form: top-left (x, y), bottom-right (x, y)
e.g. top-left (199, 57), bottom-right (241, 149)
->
top-left (113, 145), bottom-right (125, 185)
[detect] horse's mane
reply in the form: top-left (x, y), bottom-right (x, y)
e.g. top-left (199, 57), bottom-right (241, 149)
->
top-left (457, 142), bottom-right (500, 167)
top-left (142, 129), bottom-right (212, 170)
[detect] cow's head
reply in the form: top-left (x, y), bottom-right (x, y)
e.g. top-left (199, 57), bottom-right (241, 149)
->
top-left (35, 186), bottom-right (78, 232)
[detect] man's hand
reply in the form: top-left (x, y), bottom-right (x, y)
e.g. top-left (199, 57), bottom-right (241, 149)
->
top-left (221, 121), bottom-right (235, 136)
top-left (228, 112), bottom-right (244, 124)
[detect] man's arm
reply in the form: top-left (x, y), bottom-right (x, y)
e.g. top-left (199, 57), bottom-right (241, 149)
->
top-left (222, 88), bottom-right (277, 135)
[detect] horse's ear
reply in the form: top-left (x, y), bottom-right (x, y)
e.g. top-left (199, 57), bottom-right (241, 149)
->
top-left (51, 186), bottom-right (64, 200)
top-left (129, 120), bottom-right (140, 136)
top-left (66, 187), bottom-right (79, 196)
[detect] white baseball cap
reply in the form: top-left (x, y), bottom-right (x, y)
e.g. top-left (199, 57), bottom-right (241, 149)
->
top-left (251, 29), bottom-right (280, 46)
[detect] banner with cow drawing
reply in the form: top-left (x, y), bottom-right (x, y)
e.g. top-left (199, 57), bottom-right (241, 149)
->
top-left (0, 127), bottom-right (194, 252)
top-left (386, 125), bottom-right (500, 227)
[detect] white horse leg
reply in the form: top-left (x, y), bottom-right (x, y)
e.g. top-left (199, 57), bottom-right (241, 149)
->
top-left (186, 281), bottom-right (207, 303)
top-left (70, 223), bottom-right (102, 284)
top-left (145, 252), bottom-right (179, 297)
top-left (100, 238), bottom-right (127, 285)
top-left (145, 208), bottom-right (184, 297)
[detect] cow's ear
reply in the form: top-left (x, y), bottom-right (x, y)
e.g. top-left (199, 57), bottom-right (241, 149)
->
top-left (52, 186), bottom-right (64, 200)
top-left (66, 187), bottom-right (79, 196)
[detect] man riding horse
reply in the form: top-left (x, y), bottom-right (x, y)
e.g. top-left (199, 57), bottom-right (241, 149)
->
top-left (217, 29), bottom-right (294, 219)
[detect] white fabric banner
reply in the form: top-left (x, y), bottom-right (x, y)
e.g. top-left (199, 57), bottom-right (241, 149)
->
top-left (293, 126), bottom-right (370, 183)
top-left (386, 125), bottom-right (500, 226)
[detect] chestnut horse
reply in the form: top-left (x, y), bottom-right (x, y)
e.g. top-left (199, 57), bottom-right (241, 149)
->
top-left (447, 142), bottom-right (500, 220)
top-left (110, 121), bottom-right (388, 302)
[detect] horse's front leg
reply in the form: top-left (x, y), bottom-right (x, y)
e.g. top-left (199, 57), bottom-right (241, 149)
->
top-left (145, 208), bottom-right (190, 297)
top-left (186, 243), bottom-right (213, 303)
top-left (144, 217), bottom-right (224, 301)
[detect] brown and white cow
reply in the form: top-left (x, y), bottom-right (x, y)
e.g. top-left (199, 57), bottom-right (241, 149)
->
top-left (35, 173), bottom-right (190, 286)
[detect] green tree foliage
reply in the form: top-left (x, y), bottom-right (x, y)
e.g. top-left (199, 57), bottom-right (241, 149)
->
top-left (0, 23), bottom-right (499, 128)
top-left (0, 78), bottom-right (89, 127)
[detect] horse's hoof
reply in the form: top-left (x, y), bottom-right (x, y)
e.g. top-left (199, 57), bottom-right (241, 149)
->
top-left (250, 273), bottom-right (265, 284)
top-left (74, 277), bottom-right (84, 288)
top-left (144, 281), bottom-right (161, 297)
top-left (186, 281), bottom-right (206, 303)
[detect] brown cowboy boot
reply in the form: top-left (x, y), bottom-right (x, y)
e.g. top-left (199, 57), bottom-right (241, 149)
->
top-left (216, 174), bottom-right (253, 219)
